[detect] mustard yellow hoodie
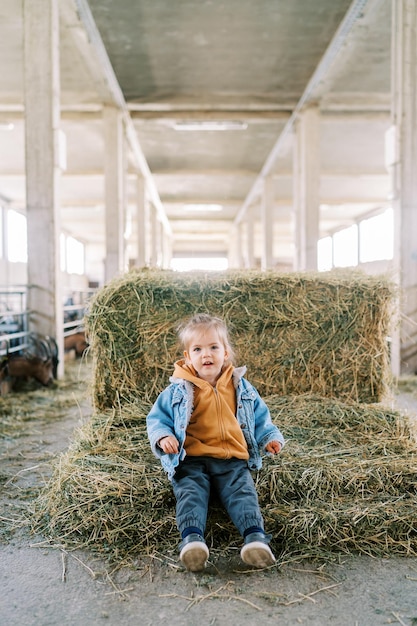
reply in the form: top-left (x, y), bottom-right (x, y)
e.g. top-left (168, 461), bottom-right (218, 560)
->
top-left (172, 359), bottom-right (249, 460)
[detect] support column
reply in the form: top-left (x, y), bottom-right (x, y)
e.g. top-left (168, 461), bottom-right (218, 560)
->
top-left (391, 0), bottom-right (417, 375)
top-left (23, 0), bottom-right (63, 374)
top-left (293, 106), bottom-right (320, 271)
top-left (246, 206), bottom-right (255, 268)
top-left (161, 229), bottom-right (172, 269)
top-left (228, 224), bottom-right (239, 269)
top-left (235, 222), bottom-right (244, 268)
top-left (103, 106), bottom-right (126, 282)
top-left (136, 175), bottom-right (146, 267)
top-left (261, 177), bottom-right (274, 270)
top-left (150, 205), bottom-right (158, 267)
top-left (157, 219), bottom-right (163, 267)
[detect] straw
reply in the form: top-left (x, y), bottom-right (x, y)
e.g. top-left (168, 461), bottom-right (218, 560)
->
top-left (85, 269), bottom-right (395, 409)
top-left (33, 394), bottom-right (417, 562)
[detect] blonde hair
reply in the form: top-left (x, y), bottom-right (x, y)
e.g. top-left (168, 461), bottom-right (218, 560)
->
top-left (177, 313), bottom-right (235, 365)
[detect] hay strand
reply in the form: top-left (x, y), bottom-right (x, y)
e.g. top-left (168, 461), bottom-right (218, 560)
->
top-left (85, 269), bottom-right (396, 409)
top-left (34, 395), bottom-right (417, 562)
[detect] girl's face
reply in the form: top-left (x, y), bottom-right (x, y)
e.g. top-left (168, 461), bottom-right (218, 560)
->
top-left (184, 327), bottom-right (228, 385)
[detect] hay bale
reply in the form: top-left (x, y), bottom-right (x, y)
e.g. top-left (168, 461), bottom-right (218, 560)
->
top-left (34, 395), bottom-right (417, 561)
top-left (258, 395), bottom-right (417, 558)
top-left (266, 497), bottom-right (417, 557)
top-left (36, 270), bottom-right (407, 563)
top-left (85, 269), bottom-right (395, 409)
top-left (34, 403), bottom-right (176, 558)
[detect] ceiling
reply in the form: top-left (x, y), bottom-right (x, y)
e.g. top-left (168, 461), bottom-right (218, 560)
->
top-left (0, 0), bottom-right (392, 277)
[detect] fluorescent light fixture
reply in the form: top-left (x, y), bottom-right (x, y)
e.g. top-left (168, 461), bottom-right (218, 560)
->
top-left (183, 204), bottom-right (223, 212)
top-left (0, 122), bottom-right (14, 131)
top-left (174, 120), bottom-right (247, 131)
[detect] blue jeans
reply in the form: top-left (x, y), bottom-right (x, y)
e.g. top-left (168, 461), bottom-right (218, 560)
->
top-left (171, 456), bottom-right (265, 537)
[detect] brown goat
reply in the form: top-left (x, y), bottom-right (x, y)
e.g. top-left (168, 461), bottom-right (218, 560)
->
top-left (64, 331), bottom-right (88, 358)
top-left (0, 354), bottom-right (54, 395)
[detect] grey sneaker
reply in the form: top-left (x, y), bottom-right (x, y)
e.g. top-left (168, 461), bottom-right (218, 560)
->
top-left (240, 532), bottom-right (276, 568)
top-left (179, 534), bottom-right (209, 572)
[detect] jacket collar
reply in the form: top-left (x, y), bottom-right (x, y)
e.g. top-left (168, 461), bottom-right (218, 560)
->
top-left (232, 365), bottom-right (246, 388)
top-left (169, 364), bottom-right (247, 389)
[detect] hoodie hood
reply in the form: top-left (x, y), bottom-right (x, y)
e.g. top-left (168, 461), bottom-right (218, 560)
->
top-left (171, 358), bottom-right (246, 389)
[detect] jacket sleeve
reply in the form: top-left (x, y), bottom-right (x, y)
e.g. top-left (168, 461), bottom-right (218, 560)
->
top-left (146, 386), bottom-right (177, 458)
top-left (252, 387), bottom-right (285, 452)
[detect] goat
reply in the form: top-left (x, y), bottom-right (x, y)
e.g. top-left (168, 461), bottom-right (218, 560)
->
top-left (26, 333), bottom-right (59, 379)
top-left (0, 334), bottom-right (55, 395)
top-left (0, 353), bottom-right (54, 395)
top-left (45, 335), bottom-right (59, 378)
top-left (64, 331), bottom-right (89, 358)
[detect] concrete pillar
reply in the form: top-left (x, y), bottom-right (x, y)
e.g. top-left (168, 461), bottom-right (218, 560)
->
top-left (103, 106), bottom-right (126, 282)
top-left (391, 0), bottom-right (417, 375)
top-left (23, 0), bottom-right (64, 374)
top-left (246, 206), bottom-right (255, 268)
top-left (136, 175), bottom-right (146, 267)
top-left (235, 222), bottom-right (244, 268)
top-left (228, 223), bottom-right (239, 269)
top-left (261, 177), bottom-right (274, 270)
top-left (157, 219), bottom-right (163, 267)
top-left (150, 205), bottom-right (158, 267)
top-left (293, 106), bottom-right (320, 271)
top-left (161, 229), bottom-right (172, 269)
top-left (144, 193), bottom-right (151, 266)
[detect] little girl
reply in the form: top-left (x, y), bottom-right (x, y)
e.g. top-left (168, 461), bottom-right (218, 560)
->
top-left (146, 313), bottom-right (285, 572)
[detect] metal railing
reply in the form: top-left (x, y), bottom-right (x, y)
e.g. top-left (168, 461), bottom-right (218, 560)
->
top-left (0, 287), bottom-right (30, 356)
top-left (0, 287), bottom-right (97, 358)
top-left (63, 289), bottom-right (95, 337)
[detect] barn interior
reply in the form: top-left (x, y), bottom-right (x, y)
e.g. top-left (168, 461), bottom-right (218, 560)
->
top-left (2, 4), bottom-right (417, 622)
top-left (0, 0), bottom-right (416, 375)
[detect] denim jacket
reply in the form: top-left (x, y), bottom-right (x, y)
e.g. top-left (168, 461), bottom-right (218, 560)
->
top-left (146, 366), bottom-right (285, 481)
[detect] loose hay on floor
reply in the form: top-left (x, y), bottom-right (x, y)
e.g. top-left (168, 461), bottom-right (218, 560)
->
top-left (0, 362), bottom-right (89, 441)
top-left (85, 269), bottom-right (396, 409)
top-left (33, 395), bottom-right (417, 562)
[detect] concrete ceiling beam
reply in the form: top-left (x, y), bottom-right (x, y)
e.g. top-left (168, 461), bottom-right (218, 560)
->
top-left (234, 0), bottom-right (371, 226)
top-left (59, 0), bottom-right (171, 235)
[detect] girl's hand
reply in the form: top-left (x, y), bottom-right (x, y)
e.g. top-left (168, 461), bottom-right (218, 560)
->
top-left (158, 435), bottom-right (180, 454)
top-left (265, 440), bottom-right (282, 455)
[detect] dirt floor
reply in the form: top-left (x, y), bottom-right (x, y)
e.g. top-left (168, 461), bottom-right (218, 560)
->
top-left (1, 360), bottom-right (417, 626)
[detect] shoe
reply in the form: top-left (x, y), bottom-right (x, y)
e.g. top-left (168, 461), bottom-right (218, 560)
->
top-left (240, 532), bottom-right (276, 568)
top-left (179, 533), bottom-right (209, 572)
